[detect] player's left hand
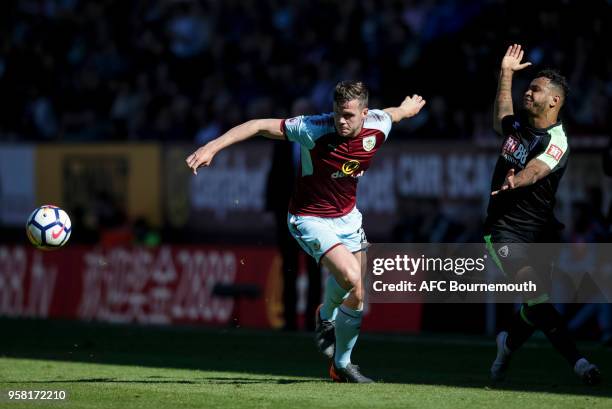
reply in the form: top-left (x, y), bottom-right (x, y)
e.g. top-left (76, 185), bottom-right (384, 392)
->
top-left (186, 144), bottom-right (216, 175)
top-left (491, 168), bottom-right (515, 195)
top-left (400, 94), bottom-right (426, 118)
top-left (501, 44), bottom-right (532, 72)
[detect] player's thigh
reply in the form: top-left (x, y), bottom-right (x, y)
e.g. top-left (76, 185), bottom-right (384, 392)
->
top-left (344, 228), bottom-right (367, 290)
top-left (488, 231), bottom-right (531, 277)
top-left (320, 244), bottom-right (361, 290)
top-left (345, 250), bottom-right (366, 307)
top-left (492, 242), bottom-right (530, 277)
top-left (488, 232), bottom-right (551, 299)
top-left (352, 248), bottom-right (367, 279)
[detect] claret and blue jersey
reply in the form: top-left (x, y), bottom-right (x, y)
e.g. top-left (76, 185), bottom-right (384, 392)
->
top-left (281, 109), bottom-right (393, 218)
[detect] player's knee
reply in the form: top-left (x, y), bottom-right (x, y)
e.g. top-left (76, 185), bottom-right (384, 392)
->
top-left (522, 303), bottom-right (560, 332)
top-left (323, 250), bottom-right (362, 289)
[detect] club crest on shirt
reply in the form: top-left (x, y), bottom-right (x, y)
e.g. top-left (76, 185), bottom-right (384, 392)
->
top-left (363, 136), bottom-right (376, 152)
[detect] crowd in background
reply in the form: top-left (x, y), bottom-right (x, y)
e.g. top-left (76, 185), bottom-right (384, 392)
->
top-left (0, 0), bottom-right (610, 340)
top-left (0, 0), bottom-right (610, 143)
top-left (1, 0), bottom-right (610, 245)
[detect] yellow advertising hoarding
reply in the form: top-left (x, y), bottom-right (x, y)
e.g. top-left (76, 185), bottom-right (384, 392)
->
top-left (35, 144), bottom-right (161, 226)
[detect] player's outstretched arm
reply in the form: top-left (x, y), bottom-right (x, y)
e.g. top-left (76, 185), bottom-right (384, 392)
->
top-left (384, 94), bottom-right (426, 123)
top-left (186, 118), bottom-right (283, 174)
top-left (494, 44), bottom-right (532, 135)
top-left (491, 158), bottom-right (551, 195)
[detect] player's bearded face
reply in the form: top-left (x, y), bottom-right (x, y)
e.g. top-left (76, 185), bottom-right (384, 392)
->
top-left (333, 99), bottom-right (368, 137)
top-left (523, 77), bottom-right (554, 115)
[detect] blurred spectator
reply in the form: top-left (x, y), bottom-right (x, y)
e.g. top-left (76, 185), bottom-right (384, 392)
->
top-left (0, 0), bottom-right (609, 142)
top-left (166, 1), bottom-right (211, 59)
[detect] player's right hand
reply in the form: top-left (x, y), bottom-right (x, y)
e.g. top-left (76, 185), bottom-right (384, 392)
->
top-left (491, 168), bottom-right (516, 195)
top-left (501, 44), bottom-right (532, 72)
top-left (399, 94), bottom-right (426, 118)
top-left (186, 145), bottom-right (215, 175)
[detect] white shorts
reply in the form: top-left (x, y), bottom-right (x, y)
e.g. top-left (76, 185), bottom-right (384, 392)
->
top-left (287, 207), bottom-right (367, 263)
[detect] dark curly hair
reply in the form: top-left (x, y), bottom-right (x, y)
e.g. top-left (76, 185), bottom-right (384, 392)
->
top-left (535, 69), bottom-right (569, 100)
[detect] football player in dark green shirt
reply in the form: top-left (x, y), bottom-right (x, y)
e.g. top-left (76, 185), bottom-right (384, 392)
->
top-left (485, 44), bottom-right (600, 385)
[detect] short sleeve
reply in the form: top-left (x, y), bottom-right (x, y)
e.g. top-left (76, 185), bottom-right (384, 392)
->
top-left (365, 109), bottom-right (393, 140)
top-left (282, 113), bottom-right (335, 149)
top-left (536, 125), bottom-right (569, 171)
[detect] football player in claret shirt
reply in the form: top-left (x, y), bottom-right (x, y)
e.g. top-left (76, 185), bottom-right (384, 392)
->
top-left (187, 81), bottom-right (426, 382)
top-left (485, 45), bottom-right (601, 384)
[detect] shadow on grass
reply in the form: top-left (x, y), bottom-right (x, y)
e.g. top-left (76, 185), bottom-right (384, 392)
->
top-left (2, 377), bottom-right (319, 385)
top-left (0, 318), bottom-right (610, 397)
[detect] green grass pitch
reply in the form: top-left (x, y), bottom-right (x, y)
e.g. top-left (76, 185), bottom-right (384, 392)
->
top-left (0, 318), bottom-right (610, 408)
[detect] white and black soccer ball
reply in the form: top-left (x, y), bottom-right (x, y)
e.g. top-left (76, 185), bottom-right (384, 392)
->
top-left (26, 205), bottom-right (72, 250)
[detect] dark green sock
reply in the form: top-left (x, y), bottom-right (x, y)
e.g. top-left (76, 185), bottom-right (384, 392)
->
top-left (523, 303), bottom-right (582, 366)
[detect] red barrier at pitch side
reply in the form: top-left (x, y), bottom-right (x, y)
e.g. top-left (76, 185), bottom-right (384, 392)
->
top-left (0, 245), bottom-right (421, 332)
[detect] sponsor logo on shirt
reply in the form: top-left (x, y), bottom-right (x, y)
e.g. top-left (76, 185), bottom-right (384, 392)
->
top-left (512, 144), bottom-right (528, 165)
top-left (332, 160), bottom-right (363, 179)
top-left (341, 160), bottom-right (361, 175)
top-left (502, 136), bottom-right (528, 166)
top-left (502, 136), bottom-right (520, 154)
top-left (545, 144), bottom-right (564, 161)
top-left (331, 170), bottom-right (364, 179)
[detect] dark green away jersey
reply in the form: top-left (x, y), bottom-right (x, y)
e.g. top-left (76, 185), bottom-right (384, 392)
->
top-left (485, 114), bottom-right (569, 235)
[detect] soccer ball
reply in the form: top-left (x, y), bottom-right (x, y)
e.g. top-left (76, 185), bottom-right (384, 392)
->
top-left (26, 205), bottom-right (72, 250)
